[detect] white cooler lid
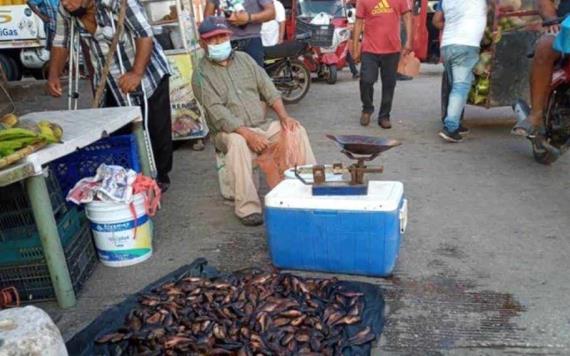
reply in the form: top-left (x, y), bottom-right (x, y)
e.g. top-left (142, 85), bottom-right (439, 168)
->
top-left (265, 180), bottom-right (404, 212)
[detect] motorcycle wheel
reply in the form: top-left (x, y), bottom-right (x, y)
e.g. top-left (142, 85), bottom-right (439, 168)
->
top-left (274, 59), bottom-right (311, 104)
top-left (326, 65), bottom-right (337, 85)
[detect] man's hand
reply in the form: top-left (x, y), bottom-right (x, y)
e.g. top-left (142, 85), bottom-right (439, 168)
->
top-left (353, 48), bottom-right (361, 63)
top-left (118, 72), bottom-right (143, 94)
top-left (402, 43), bottom-right (413, 56)
top-left (46, 77), bottom-right (62, 97)
top-left (245, 131), bottom-right (270, 153)
top-left (280, 116), bottom-right (300, 131)
top-left (228, 11), bottom-right (250, 26)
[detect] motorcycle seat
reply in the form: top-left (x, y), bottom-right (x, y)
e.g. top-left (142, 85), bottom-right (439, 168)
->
top-left (264, 41), bottom-right (306, 60)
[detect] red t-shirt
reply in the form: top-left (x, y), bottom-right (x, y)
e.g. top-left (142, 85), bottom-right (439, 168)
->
top-left (356, 0), bottom-right (411, 54)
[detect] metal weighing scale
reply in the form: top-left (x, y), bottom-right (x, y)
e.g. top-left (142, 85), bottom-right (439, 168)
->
top-left (294, 135), bottom-right (401, 196)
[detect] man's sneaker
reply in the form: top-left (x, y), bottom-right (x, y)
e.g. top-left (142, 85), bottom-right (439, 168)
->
top-left (360, 112), bottom-right (371, 126)
top-left (240, 213), bottom-right (264, 226)
top-left (458, 124), bottom-right (470, 136)
top-left (439, 128), bottom-right (463, 143)
top-left (379, 117), bottom-right (392, 129)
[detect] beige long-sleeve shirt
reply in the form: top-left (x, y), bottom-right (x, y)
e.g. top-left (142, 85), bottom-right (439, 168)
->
top-left (192, 51), bottom-right (281, 136)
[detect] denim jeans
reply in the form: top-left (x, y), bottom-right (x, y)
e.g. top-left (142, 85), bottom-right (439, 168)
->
top-left (442, 45), bottom-right (480, 132)
top-left (232, 37), bottom-right (265, 67)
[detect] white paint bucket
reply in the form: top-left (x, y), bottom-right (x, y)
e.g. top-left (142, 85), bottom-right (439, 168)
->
top-left (85, 193), bottom-right (152, 267)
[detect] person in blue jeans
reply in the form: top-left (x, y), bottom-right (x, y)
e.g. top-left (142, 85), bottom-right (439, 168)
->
top-left (433, 0), bottom-right (487, 143)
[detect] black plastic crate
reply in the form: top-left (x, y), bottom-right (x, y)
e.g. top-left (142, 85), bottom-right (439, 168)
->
top-left (0, 173), bottom-right (67, 240)
top-left (296, 18), bottom-right (335, 47)
top-left (0, 221), bottom-right (97, 302)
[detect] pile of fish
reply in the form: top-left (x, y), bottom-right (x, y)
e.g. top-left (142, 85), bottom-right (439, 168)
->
top-left (95, 271), bottom-right (376, 355)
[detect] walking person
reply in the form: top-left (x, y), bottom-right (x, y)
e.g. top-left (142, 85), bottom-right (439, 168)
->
top-left (352, 0), bottom-right (413, 129)
top-left (260, 0), bottom-right (285, 47)
top-left (346, 1), bottom-right (359, 79)
top-left (433, 0), bottom-right (487, 143)
top-left (47, 0), bottom-right (174, 191)
top-left (205, 0), bottom-right (275, 66)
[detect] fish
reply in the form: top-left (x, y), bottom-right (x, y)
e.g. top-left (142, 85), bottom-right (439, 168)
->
top-left (290, 315), bottom-right (307, 327)
top-left (280, 309), bottom-right (302, 318)
top-left (332, 315), bottom-right (361, 326)
top-left (347, 326), bottom-right (376, 345)
top-left (93, 271), bottom-right (374, 354)
top-left (95, 332), bottom-right (125, 344)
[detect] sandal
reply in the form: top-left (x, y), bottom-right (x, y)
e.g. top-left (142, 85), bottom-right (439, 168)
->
top-left (240, 213), bottom-right (264, 227)
top-left (511, 118), bottom-right (542, 138)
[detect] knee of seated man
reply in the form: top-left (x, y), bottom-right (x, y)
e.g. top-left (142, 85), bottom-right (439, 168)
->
top-left (226, 132), bottom-right (248, 150)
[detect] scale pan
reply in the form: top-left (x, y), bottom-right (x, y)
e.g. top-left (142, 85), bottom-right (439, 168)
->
top-left (326, 134), bottom-right (401, 155)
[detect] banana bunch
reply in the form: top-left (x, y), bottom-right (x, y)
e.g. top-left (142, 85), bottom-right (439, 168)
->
top-left (0, 113), bottom-right (18, 130)
top-left (0, 118), bottom-right (63, 158)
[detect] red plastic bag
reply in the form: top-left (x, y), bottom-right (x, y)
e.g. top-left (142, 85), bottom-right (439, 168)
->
top-left (397, 52), bottom-right (421, 77)
top-left (256, 127), bottom-right (305, 188)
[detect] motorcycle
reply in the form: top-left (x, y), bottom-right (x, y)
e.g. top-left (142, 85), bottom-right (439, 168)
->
top-left (296, 0), bottom-right (352, 84)
top-left (263, 34), bottom-right (312, 104)
top-left (513, 17), bottom-right (570, 165)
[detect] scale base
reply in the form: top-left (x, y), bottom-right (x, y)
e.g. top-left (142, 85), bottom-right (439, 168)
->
top-left (312, 183), bottom-right (369, 196)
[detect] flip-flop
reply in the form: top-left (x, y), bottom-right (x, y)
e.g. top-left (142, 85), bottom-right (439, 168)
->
top-left (511, 117), bottom-right (537, 137)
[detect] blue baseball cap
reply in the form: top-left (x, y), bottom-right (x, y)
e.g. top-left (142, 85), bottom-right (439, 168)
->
top-left (199, 16), bottom-right (232, 40)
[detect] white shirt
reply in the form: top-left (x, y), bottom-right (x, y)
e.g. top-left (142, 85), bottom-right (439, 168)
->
top-left (261, 0), bottom-right (286, 47)
top-left (440, 0), bottom-right (487, 48)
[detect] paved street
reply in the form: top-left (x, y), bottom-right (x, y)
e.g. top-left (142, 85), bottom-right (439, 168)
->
top-left (17, 65), bottom-right (570, 354)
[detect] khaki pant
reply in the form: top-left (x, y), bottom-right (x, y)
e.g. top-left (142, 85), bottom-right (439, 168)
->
top-left (216, 121), bottom-right (316, 218)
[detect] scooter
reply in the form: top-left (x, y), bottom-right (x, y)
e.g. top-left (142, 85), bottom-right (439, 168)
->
top-left (308, 16), bottom-right (351, 85)
top-left (296, 1), bottom-right (352, 84)
top-left (512, 18), bottom-right (570, 165)
top-left (264, 33), bottom-right (312, 104)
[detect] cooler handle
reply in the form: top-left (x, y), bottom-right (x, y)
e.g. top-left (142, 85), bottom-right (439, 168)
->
top-left (399, 199), bottom-right (408, 234)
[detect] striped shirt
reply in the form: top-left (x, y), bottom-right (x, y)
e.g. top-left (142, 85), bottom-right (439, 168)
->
top-left (53, 0), bottom-right (171, 106)
top-left (28, 0), bottom-right (59, 49)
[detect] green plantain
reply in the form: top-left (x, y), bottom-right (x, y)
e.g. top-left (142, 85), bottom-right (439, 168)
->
top-left (37, 121), bottom-right (63, 143)
top-left (0, 127), bottom-right (38, 141)
top-left (0, 136), bottom-right (43, 157)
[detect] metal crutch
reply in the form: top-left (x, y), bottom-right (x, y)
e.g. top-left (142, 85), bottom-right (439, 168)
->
top-left (107, 10), bottom-right (158, 178)
top-left (68, 20), bottom-right (81, 110)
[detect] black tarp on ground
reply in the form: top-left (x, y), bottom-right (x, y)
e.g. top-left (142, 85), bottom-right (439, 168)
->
top-left (66, 258), bottom-right (385, 356)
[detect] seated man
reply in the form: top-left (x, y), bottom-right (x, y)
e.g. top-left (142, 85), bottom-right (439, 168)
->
top-left (192, 16), bottom-right (316, 227)
top-left (513, 0), bottom-right (570, 136)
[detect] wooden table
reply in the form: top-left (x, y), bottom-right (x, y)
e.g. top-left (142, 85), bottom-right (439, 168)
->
top-left (0, 107), bottom-right (152, 308)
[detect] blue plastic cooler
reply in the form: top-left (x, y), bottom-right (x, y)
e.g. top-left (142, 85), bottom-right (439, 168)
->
top-left (265, 180), bottom-right (407, 277)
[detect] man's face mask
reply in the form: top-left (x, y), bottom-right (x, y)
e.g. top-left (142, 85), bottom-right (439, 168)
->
top-left (207, 41), bottom-right (232, 62)
top-left (69, 6), bottom-right (87, 17)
